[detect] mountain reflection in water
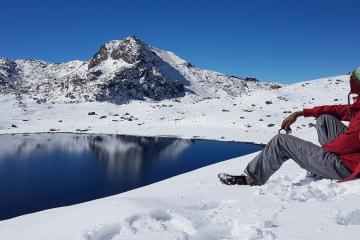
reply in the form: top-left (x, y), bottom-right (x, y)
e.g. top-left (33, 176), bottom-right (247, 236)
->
top-left (0, 134), bottom-right (192, 181)
top-left (87, 135), bottom-right (193, 180)
top-left (0, 133), bottom-right (261, 220)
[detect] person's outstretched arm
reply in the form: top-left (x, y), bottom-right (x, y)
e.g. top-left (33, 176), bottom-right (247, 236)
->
top-left (282, 103), bottom-right (354, 130)
top-left (303, 105), bottom-right (351, 121)
top-left (281, 111), bottom-right (304, 130)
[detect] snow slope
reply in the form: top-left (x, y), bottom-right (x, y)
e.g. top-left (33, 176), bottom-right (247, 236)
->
top-left (0, 75), bottom-right (348, 144)
top-left (1, 74), bottom-right (359, 239)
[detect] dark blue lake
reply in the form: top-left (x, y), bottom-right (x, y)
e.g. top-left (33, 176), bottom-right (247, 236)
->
top-left (0, 133), bottom-right (261, 220)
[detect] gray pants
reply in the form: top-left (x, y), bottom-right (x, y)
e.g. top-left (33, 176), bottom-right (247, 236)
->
top-left (244, 114), bottom-right (351, 185)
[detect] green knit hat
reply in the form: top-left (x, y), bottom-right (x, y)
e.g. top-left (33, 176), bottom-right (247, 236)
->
top-left (354, 66), bottom-right (360, 81)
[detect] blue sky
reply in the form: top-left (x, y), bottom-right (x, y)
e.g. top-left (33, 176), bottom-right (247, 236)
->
top-left (0, 0), bottom-right (358, 83)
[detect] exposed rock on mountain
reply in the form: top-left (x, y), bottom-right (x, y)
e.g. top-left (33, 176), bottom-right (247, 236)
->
top-left (0, 57), bottom-right (22, 92)
top-left (0, 36), bottom-right (281, 104)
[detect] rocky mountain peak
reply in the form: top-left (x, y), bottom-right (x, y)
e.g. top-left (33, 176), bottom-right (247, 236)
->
top-left (88, 35), bottom-right (155, 69)
top-left (123, 35), bottom-right (146, 46)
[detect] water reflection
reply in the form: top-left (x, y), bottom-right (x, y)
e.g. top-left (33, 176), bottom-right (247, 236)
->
top-left (0, 133), bottom-right (261, 221)
top-left (0, 134), bottom-right (192, 181)
top-left (87, 135), bottom-right (192, 179)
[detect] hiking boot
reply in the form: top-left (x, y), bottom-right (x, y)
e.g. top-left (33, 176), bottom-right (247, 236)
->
top-left (218, 173), bottom-right (248, 185)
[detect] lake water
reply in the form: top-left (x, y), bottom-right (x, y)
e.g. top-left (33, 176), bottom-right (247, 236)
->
top-left (0, 133), bottom-right (262, 220)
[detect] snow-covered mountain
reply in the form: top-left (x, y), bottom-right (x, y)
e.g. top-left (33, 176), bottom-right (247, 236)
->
top-left (0, 36), bottom-right (280, 104)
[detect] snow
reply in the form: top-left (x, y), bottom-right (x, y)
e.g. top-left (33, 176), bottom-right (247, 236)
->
top-left (0, 74), bottom-right (359, 239)
top-left (0, 75), bottom-right (348, 144)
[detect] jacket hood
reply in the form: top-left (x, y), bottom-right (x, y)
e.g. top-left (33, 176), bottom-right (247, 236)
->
top-left (350, 74), bottom-right (360, 94)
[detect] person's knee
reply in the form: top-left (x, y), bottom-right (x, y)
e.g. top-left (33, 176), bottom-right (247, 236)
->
top-left (269, 134), bottom-right (300, 149)
top-left (270, 134), bottom-right (288, 144)
top-left (316, 114), bottom-right (335, 125)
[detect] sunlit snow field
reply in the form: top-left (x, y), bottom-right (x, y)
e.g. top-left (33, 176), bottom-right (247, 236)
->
top-left (1, 75), bottom-right (360, 240)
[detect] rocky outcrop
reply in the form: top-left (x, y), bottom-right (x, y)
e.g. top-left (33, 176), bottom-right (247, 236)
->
top-left (0, 57), bottom-right (22, 92)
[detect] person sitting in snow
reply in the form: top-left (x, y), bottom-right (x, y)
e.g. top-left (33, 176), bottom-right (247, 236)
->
top-left (219, 67), bottom-right (360, 186)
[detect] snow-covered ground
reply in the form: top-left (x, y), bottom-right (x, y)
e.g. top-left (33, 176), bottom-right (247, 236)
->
top-left (1, 75), bottom-right (360, 239)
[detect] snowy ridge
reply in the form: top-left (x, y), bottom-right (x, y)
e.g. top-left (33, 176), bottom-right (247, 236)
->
top-left (0, 36), bottom-right (280, 104)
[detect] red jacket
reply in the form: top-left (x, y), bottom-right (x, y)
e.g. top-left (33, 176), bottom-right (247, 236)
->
top-left (303, 97), bottom-right (360, 181)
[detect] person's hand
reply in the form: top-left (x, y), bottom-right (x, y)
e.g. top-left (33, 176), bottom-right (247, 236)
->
top-left (281, 112), bottom-right (302, 130)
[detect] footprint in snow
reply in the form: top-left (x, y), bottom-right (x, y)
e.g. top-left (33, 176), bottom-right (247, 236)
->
top-left (183, 200), bottom-right (219, 211)
top-left (258, 173), bottom-right (360, 202)
top-left (80, 209), bottom-right (196, 240)
top-left (336, 209), bottom-right (360, 226)
top-left (124, 209), bottom-right (195, 238)
top-left (79, 223), bottom-right (121, 240)
top-left (231, 222), bottom-right (276, 240)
